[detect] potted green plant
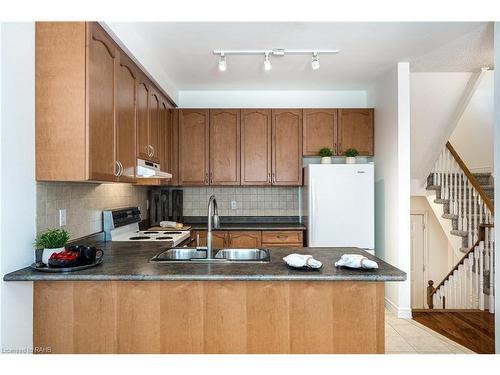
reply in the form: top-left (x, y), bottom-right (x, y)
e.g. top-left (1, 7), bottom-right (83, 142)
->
top-left (319, 147), bottom-right (333, 164)
top-left (35, 228), bottom-right (70, 265)
top-left (345, 148), bottom-right (359, 164)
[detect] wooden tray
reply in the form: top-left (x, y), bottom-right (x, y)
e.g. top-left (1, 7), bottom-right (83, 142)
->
top-left (30, 258), bottom-right (103, 273)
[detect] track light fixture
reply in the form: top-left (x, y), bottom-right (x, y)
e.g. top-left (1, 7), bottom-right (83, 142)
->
top-left (264, 53), bottom-right (272, 71)
top-left (311, 53), bottom-right (320, 70)
top-left (218, 53), bottom-right (227, 71)
top-left (213, 49), bottom-right (338, 72)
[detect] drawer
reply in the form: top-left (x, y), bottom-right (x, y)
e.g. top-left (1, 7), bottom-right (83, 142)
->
top-left (261, 231), bottom-right (303, 245)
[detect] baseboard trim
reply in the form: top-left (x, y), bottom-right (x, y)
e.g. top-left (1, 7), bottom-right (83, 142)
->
top-left (385, 298), bottom-right (412, 319)
top-left (412, 308), bottom-right (485, 313)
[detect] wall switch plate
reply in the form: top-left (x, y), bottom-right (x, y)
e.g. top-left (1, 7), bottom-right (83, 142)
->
top-left (230, 200), bottom-right (237, 210)
top-left (59, 209), bottom-right (67, 226)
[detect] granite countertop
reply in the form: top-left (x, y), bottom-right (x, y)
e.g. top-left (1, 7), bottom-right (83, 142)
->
top-left (3, 241), bottom-right (406, 282)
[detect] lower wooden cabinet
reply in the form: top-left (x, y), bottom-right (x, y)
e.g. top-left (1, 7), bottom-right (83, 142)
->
top-left (191, 230), bottom-right (302, 249)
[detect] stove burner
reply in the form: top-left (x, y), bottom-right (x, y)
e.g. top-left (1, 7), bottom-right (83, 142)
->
top-left (163, 231), bottom-right (182, 234)
top-left (156, 236), bottom-right (173, 240)
top-left (143, 231), bottom-right (159, 234)
top-left (129, 236), bottom-right (151, 240)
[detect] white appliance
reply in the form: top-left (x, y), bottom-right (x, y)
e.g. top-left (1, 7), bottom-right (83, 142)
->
top-left (303, 164), bottom-right (374, 254)
top-left (103, 207), bottom-right (190, 246)
top-left (136, 158), bottom-right (172, 179)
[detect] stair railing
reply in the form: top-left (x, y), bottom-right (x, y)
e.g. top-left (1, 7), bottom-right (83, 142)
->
top-left (428, 142), bottom-right (494, 312)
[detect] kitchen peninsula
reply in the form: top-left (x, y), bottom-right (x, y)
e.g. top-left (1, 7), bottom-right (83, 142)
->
top-left (5, 240), bottom-right (405, 354)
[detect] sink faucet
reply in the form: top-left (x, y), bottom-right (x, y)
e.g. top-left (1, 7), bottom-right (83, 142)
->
top-left (206, 195), bottom-right (220, 259)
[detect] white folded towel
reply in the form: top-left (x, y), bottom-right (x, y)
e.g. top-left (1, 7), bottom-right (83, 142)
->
top-left (283, 254), bottom-right (322, 269)
top-left (335, 254), bottom-right (378, 269)
top-left (160, 221), bottom-right (177, 228)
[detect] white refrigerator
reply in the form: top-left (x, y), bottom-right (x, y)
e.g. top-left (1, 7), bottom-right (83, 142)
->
top-left (302, 164), bottom-right (374, 254)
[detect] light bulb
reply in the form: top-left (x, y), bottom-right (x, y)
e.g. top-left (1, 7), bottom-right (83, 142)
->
top-left (311, 53), bottom-right (320, 70)
top-left (264, 53), bottom-right (272, 71)
top-left (218, 54), bottom-right (227, 71)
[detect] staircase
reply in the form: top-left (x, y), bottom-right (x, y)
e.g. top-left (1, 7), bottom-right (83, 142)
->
top-left (425, 142), bottom-right (495, 313)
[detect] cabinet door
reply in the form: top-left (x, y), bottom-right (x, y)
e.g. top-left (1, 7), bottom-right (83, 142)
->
top-left (209, 109), bottom-right (240, 185)
top-left (272, 109), bottom-right (303, 186)
top-left (88, 23), bottom-right (117, 181)
top-left (116, 53), bottom-right (137, 182)
top-left (192, 231), bottom-right (226, 249)
top-left (160, 99), bottom-right (171, 173)
top-left (149, 90), bottom-right (161, 163)
top-left (303, 109), bottom-right (337, 156)
top-left (169, 110), bottom-right (180, 185)
top-left (228, 231), bottom-right (261, 248)
top-left (179, 109), bottom-right (210, 185)
top-left (338, 109), bottom-right (374, 156)
top-left (241, 109), bottom-right (272, 185)
top-left (136, 75), bottom-right (150, 160)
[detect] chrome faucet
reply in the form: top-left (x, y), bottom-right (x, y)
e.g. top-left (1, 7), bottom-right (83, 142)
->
top-left (206, 195), bottom-right (220, 259)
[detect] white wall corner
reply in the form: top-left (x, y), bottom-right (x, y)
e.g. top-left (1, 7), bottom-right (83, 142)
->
top-left (385, 297), bottom-right (412, 319)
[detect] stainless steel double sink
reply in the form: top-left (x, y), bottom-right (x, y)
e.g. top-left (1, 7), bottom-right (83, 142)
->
top-left (150, 247), bottom-right (271, 263)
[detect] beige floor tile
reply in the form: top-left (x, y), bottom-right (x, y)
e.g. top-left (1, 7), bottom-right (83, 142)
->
top-left (386, 351), bottom-right (418, 355)
top-left (392, 323), bottom-right (433, 337)
top-left (404, 336), bottom-right (452, 352)
top-left (385, 335), bottom-right (415, 352)
top-left (385, 324), bottom-right (399, 337)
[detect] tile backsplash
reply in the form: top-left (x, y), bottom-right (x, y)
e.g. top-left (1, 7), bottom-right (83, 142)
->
top-left (36, 182), bottom-right (149, 239)
top-left (182, 186), bottom-right (299, 216)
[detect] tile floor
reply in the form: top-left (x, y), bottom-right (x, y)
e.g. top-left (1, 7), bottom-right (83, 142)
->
top-left (385, 310), bottom-right (475, 354)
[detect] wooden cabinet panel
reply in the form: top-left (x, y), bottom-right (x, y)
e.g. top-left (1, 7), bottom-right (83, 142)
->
top-left (261, 231), bottom-right (303, 245)
top-left (272, 109), bottom-right (303, 185)
top-left (338, 109), bottom-right (374, 156)
top-left (116, 53), bottom-right (137, 182)
top-left (303, 109), bottom-right (337, 156)
top-left (209, 110), bottom-right (240, 185)
top-left (136, 77), bottom-right (150, 160)
top-left (228, 231), bottom-right (261, 248)
top-left (170, 109), bottom-right (180, 185)
top-left (179, 109), bottom-right (210, 185)
top-left (160, 99), bottom-right (173, 174)
top-left (149, 90), bottom-right (161, 163)
top-left (241, 109), bottom-right (272, 185)
top-left (88, 23), bottom-right (116, 181)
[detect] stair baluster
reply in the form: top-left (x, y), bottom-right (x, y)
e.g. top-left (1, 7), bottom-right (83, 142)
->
top-left (489, 227), bottom-right (495, 313)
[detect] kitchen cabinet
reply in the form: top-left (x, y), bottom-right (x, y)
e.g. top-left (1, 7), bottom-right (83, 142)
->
top-left (302, 109), bottom-right (337, 156)
top-left (209, 109), bottom-right (240, 185)
top-left (178, 109), bottom-right (210, 185)
top-left (115, 53), bottom-right (137, 182)
top-left (88, 22), bottom-right (117, 182)
top-left (261, 231), bottom-right (303, 248)
top-left (149, 89), bottom-right (161, 163)
top-left (338, 109), bottom-right (374, 156)
top-left (241, 109), bottom-right (272, 185)
top-left (36, 22), bottom-right (176, 182)
top-left (272, 109), bottom-right (303, 186)
top-left (160, 99), bottom-right (171, 174)
top-left (191, 230), bottom-right (300, 249)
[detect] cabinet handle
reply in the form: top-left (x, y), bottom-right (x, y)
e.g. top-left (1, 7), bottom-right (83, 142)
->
top-left (210, 171), bottom-right (213, 184)
top-left (151, 145), bottom-right (155, 157)
top-left (268, 172), bottom-right (271, 183)
top-left (147, 145), bottom-right (153, 158)
top-left (272, 172), bottom-right (276, 184)
top-left (117, 161), bottom-right (123, 177)
top-left (114, 161), bottom-right (120, 177)
top-left (334, 143), bottom-right (337, 155)
top-left (205, 173), bottom-right (209, 184)
top-left (277, 235), bottom-right (288, 240)
top-left (339, 142), bottom-right (342, 155)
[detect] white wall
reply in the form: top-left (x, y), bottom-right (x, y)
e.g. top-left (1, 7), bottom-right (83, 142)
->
top-left (410, 72), bottom-right (473, 181)
top-left (449, 71), bottom-right (494, 174)
top-left (493, 22), bottom-right (500, 354)
top-left (177, 90), bottom-right (367, 108)
top-left (0, 22), bottom-right (35, 352)
top-left (368, 63), bottom-right (411, 318)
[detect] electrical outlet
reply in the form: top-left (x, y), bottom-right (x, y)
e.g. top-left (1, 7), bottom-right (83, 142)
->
top-left (59, 209), bottom-right (67, 226)
top-left (230, 200), bottom-right (237, 210)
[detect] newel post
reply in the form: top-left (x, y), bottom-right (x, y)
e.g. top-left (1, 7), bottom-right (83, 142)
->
top-left (427, 280), bottom-right (434, 309)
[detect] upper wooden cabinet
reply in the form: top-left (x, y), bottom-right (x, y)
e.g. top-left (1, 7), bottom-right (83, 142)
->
top-left (272, 109), bottom-right (303, 185)
top-left (241, 109), bottom-right (272, 185)
top-left (302, 109), bottom-right (337, 156)
top-left (178, 109), bottom-right (210, 185)
top-left (338, 109), bottom-right (374, 156)
top-left (36, 22), bottom-right (175, 183)
top-left (209, 109), bottom-right (240, 185)
top-left (303, 108), bottom-right (374, 156)
top-left (116, 53), bottom-right (137, 182)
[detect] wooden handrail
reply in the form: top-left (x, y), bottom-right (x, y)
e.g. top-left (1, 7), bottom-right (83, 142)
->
top-left (428, 224), bottom-right (493, 306)
top-left (446, 142), bottom-right (494, 214)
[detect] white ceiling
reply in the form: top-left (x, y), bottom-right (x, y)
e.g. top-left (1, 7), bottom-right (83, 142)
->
top-left (109, 22), bottom-right (493, 91)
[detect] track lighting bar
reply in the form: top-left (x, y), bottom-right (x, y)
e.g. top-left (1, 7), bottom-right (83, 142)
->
top-left (213, 49), bottom-right (339, 56)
